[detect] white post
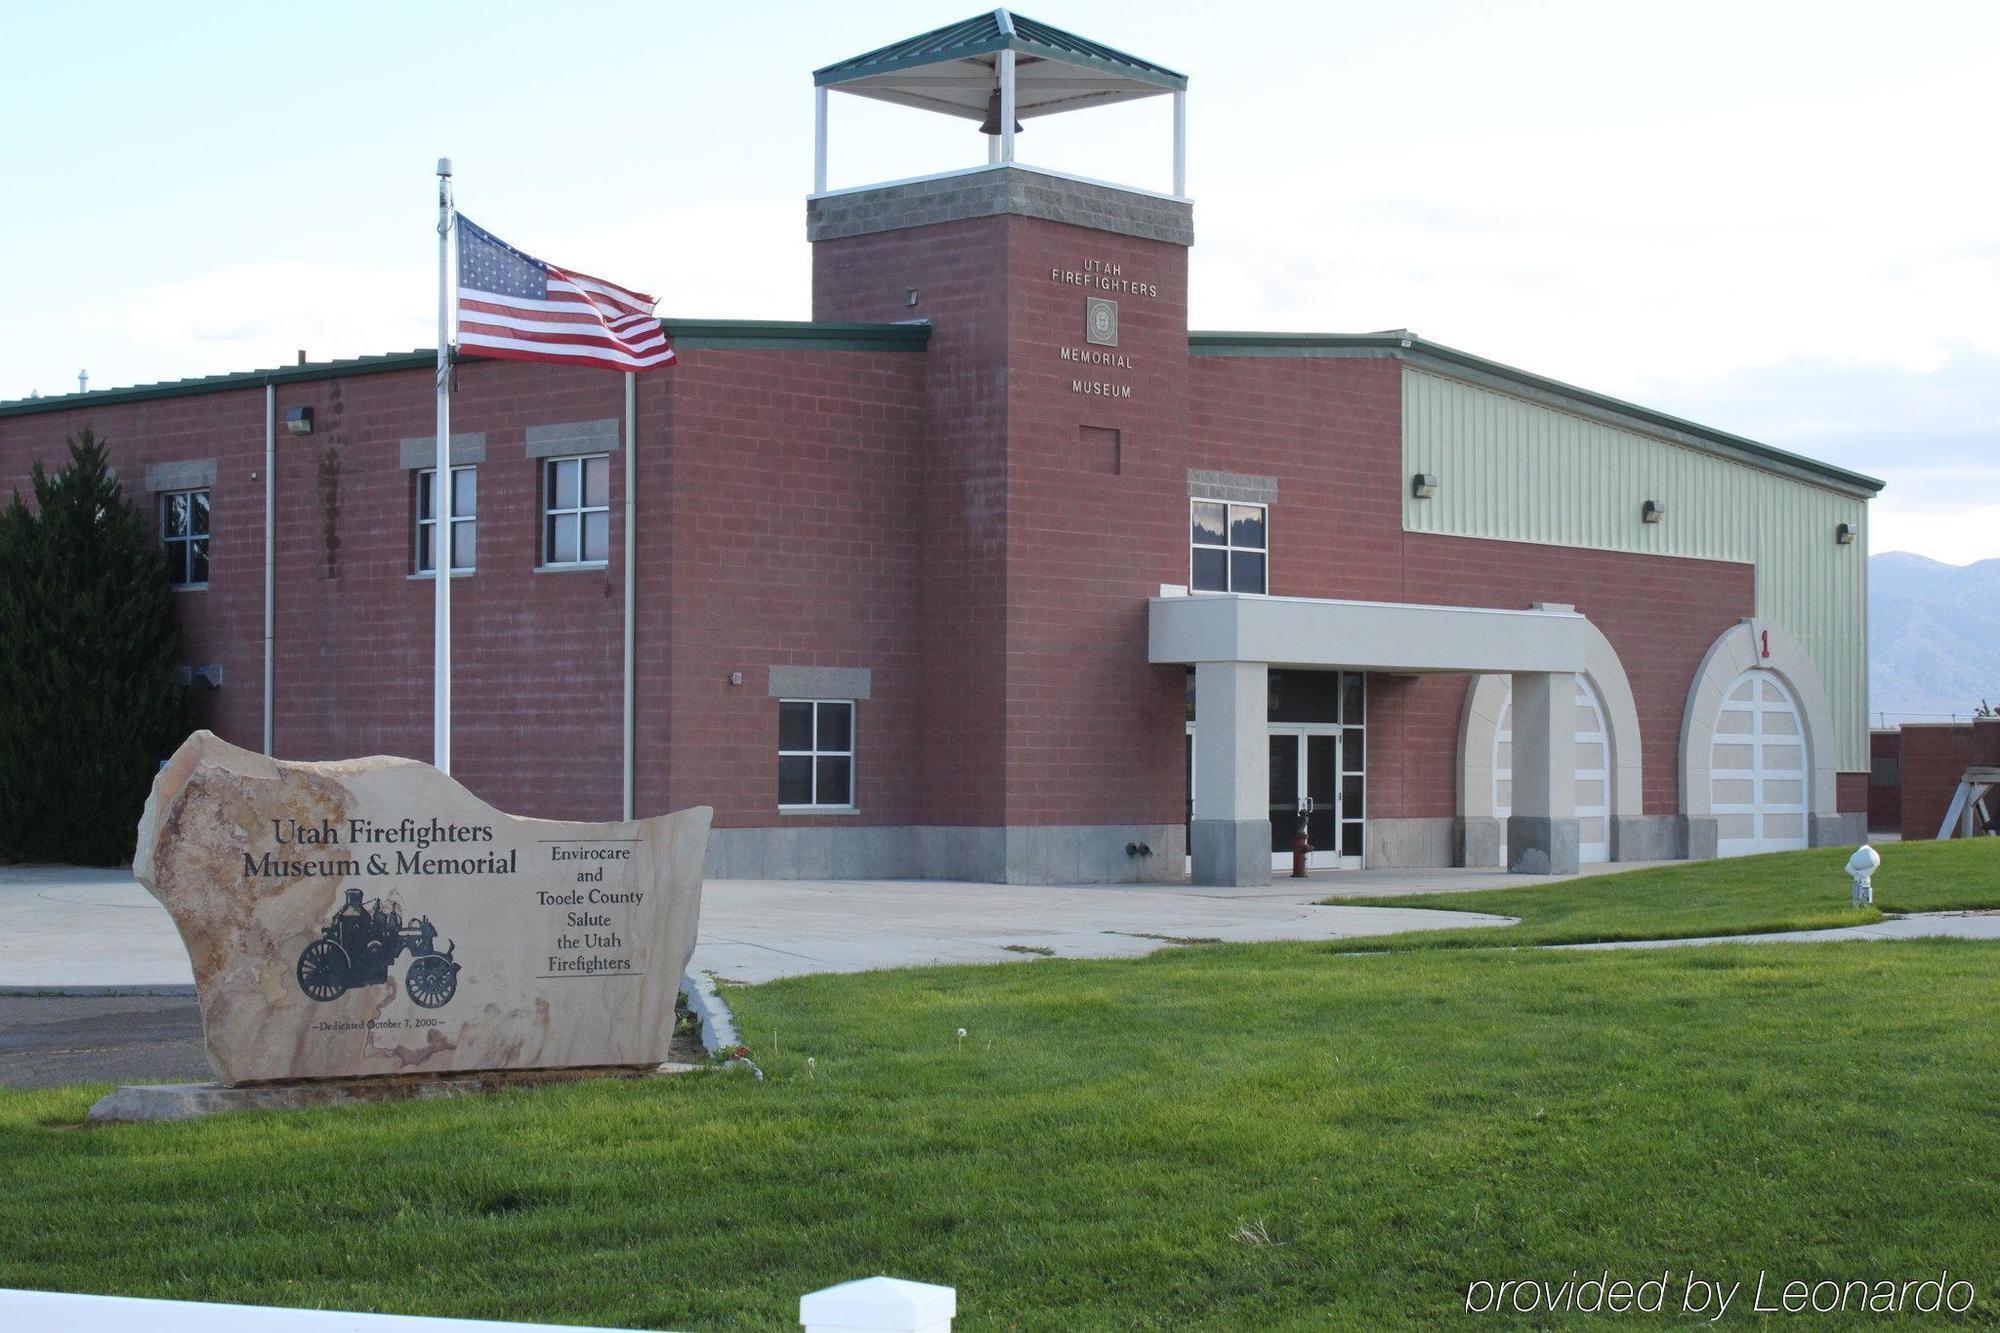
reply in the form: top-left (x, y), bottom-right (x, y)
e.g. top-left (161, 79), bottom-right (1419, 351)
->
top-left (262, 382), bottom-right (275, 756)
top-left (621, 371), bottom-right (636, 821)
top-left (999, 49), bottom-right (1016, 164)
top-left (814, 87), bottom-right (828, 193)
top-left (801, 1276), bottom-right (956, 1333)
top-left (1172, 90), bottom-right (1187, 196)
top-left (433, 158), bottom-right (454, 774)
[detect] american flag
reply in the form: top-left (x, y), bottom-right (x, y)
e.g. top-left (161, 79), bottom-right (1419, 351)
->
top-left (454, 215), bottom-right (675, 371)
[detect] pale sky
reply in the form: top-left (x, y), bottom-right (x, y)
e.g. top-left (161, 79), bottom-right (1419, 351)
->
top-left (4, 1), bottom-right (1995, 562)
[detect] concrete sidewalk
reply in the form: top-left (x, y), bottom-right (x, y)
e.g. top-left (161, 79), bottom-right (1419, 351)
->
top-left (1556, 912), bottom-right (2000, 951)
top-left (0, 863), bottom-right (1520, 992)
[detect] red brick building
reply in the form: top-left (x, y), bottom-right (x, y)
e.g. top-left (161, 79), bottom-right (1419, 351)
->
top-left (1872, 721), bottom-right (2000, 841)
top-left (0, 13), bottom-right (1881, 885)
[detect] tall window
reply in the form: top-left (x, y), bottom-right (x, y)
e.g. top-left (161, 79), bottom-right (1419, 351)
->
top-left (416, 466), bottom-right (476, 574)
top-left (778, 700), bottom-right (855, 809)
top-left (162, 489), bottom-right (210, 587)
top-left (543, 454), bottom-right (609, 566)
top-left (1190, 499), bottom-right (1266, 594)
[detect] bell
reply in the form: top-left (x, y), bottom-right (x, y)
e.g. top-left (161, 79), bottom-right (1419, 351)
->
top-left (978, 88), bottom-right (1023, 137)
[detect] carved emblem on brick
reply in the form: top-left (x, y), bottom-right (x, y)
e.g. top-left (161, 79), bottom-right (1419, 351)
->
top-left (1086, 297), bottom-right (1119, 347)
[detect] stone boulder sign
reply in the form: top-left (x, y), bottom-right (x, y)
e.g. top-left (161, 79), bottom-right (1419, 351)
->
top-left (136, 732), bottom-right (710, 1085)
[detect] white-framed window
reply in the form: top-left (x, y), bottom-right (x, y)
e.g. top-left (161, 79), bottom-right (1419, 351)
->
top-left (1190, 498), bottom-right (1266, 594)
top-left (542, 454), bottom-right (609, 567)
top-left (162, 488), bottom-right (210, 587)
top-left (778, 699), bottom-right (855, 810)
top-left (415, 465), bottom-right (476, 574)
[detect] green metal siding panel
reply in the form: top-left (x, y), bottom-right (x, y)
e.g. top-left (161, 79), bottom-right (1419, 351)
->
top-left (1403, 368), bottom-right (1870, 770)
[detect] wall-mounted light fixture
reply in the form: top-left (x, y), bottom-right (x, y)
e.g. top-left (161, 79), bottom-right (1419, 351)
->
top-left (283, 405), bottom-right (313, 436)
top-left (1411, 472), bottom-right (1439, 499)
top-left (1836, 522), bottom-right (1857, 545)
top-left (904, 289), bottom-right (920, 307)
top-left (1642, 499), bottom-right (1666, 524)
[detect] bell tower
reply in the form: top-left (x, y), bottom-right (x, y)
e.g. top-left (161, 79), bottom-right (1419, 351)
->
top-left (805, 12), bottom-right (1199, 877)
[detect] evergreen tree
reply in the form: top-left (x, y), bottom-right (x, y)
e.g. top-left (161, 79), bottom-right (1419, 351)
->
top-left (0, 428), bottom-right (193, 864)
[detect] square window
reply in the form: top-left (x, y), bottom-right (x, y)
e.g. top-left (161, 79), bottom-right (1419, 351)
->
top-left (415, 466), bottom-right (476, 574)
top-left (778, 698), bottom-right (856, 809)
top-left (778, 701), bottom-right (814, 752)
top-left (544, 455), bottom-right (610, 566)
top-left (1191, 548), bottom-right (1228, 593)
top-left (777, 755), bottom-right (813, 807)
top-left (162, 488), bottom-right (210, 587)
top-left (1189, 498), bottom-right (1268, 595)
top-left (1191, 501), bottom-right (1227, 547)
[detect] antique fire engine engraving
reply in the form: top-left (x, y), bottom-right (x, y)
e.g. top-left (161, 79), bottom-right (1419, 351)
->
top-left (296, 888), bottom-right (461, 1008)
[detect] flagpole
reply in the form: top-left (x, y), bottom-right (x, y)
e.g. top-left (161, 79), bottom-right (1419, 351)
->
top-left (434, 157), bottom-right (454, 774)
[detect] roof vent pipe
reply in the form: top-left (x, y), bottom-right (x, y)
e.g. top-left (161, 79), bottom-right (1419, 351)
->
top-left (77, 370), bottom-right (88, 394)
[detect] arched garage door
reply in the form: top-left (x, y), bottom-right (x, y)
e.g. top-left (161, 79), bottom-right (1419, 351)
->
top-left (1493, 673), bottom-right (1612, 865)
top-left (1712, 670), bottom-right (1808, 856)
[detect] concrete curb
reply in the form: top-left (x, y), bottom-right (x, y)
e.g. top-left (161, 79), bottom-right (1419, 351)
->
top-left (679, 968), bottom-right (739, 1054)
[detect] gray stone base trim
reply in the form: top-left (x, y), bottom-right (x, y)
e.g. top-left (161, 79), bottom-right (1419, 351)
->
top-left (808, 164), bottom-right (1194, 246)
top-left (1367, 817), bottom-right (1455, 868)
top-left (707, 823), bottom-right (1186, 884)
top-left (1612, 815), bottom-right (1685, 862)
top-left (1508, 815), bottom-right (1581, 875)
top-left (1190, 819), bottom-right (1271, 887)
top-left (1455, 816), bottom-right (1505, 869)
top-left (1681, 815), bottom-right (1719, 861)
top-left (1811, 813), bottom-right (1867, 848)
top-left (1003, 824), bottom-right (1185, 884)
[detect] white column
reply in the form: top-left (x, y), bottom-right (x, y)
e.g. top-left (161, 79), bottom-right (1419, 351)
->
top-left (814, 87), bottom-right (828, 194)
top-left (1172, 90), bottom-right (1186, 196)
top-left (1191, 661), bottom-right (1270, 885)
top-left (999, 49), bottom-right (1017, 163)
top-left (1507, 671), bottom-right (1579, 874)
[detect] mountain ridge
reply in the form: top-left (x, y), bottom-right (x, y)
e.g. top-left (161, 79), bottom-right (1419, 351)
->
top-left (1869, 551), bottom-right (1999, 725)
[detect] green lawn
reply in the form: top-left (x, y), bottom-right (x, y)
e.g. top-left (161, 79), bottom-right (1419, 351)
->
top-left (1322, 838), bottom-right (2000, 952)
top-left (8, 927), bottom-right (2000, 1328)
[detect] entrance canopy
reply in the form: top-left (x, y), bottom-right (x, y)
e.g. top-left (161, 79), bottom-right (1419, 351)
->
top-left (1149, 594), bottom-right (1592, 674)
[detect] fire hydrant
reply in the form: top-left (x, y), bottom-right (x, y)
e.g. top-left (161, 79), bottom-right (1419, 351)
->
top-left (1290, 806), bottom-right (1310, 878)
top-left (1846, 843), bottom-right (1881, 908)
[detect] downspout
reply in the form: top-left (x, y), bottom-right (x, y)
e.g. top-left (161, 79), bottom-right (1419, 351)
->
top-left (263, 381), bottom-right (275, 755)
top-left (622, 371), bottom-right (636, 820)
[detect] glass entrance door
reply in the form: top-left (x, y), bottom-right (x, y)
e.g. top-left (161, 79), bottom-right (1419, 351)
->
top-left (1270, 726), bottom-right (1347, 870)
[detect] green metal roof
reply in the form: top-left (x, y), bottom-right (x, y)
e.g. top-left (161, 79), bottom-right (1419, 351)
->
top-left (815, 9), bottom-right (1184, 120)
top-left (0, 350), bottom-right (438, 418)
top-left (0, 322), bottom-right (932, 419)
top-left (1189, 329), bottom-right (1885, 496)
